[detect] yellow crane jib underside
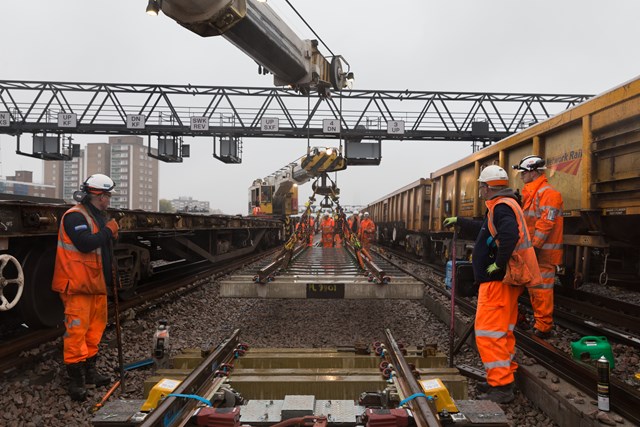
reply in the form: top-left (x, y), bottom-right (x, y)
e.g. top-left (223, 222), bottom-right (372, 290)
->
top-left (300, 151), bottom-right (347, 175)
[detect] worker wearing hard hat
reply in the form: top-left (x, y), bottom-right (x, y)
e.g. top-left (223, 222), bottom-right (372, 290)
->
top-left (320, 212), bottom-right (335, 247)
top-left (52, 174), bottom-right (118, 401)
top-left (358, 212), bottom-right (376, 250)
top-left (513, 155), bottom-right (563, 339)
top-left (443, 165), bottom-right (541, 404)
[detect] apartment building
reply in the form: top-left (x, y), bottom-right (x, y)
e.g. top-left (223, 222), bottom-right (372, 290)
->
top-left (43, 136), bottom-right (159, 210)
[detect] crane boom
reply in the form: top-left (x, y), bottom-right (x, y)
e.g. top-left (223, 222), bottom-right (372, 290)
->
top-left (156, 0), bottom-right (352, 95)
top-left (249, 147), bottom-right (346, 216)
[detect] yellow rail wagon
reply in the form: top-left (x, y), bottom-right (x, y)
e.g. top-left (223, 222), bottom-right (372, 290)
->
top-left (365, 179), bottom-right (440, 260)
top-left (430, 76), bottom-right (640, 287)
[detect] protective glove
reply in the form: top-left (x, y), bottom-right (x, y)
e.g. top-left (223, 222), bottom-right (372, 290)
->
top-left (105, 219), bottom-right (119, 239)
top-left (443, 217), bottom-right (458, 228)
top-left (486, 262), bottom-right (501, 274)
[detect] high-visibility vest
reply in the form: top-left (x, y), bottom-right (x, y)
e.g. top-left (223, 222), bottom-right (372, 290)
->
top-left (486, 197), bottom-right (542, 287)
top-left (52, 204), bottom-right (107, 295)
top-left (252, 206), bottom-right (261, 216)
top-left (359, 218), bottom-right (375, 240)
top-left (522, 175), bottom-right (564, 265)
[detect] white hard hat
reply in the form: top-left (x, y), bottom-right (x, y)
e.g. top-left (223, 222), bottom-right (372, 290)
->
top-left (478, 165), bottom-right (509, 186)
top-left (364, 211), bottom-right (370, 216)
top-left (512, 155), bottom-right (546, 172)
top-left (83, 173), bottom-right (116, 194)
top-left (353, 210), bottom-right (359, 215)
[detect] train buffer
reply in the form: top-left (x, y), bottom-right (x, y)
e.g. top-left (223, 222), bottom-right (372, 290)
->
top-left (220, 247), bottom-right (424, 299)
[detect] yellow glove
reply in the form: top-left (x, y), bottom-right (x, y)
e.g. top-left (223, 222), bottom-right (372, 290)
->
top-left (443, 217), bottom-right (458, 228)
top-left (486, 262), bottom-right (501, 274)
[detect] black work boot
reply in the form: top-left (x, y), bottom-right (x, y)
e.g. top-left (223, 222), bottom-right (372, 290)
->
top-left (475, 381), bottom-right (490, 393)
top-left (85, 355), bottom-right (111, 387)
top-left (477, 382), bottom-right (515, 404)
top-left (66, 363), bottom-right (87, 401)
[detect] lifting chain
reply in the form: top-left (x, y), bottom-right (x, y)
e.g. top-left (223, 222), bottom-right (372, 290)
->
top-left (599, 251), bottom-right (609, 286)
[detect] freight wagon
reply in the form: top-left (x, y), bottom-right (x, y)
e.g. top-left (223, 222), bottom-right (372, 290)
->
top-left (0, 200), bottom-right (283, 328)
top-left (368, 76), bottom-right (640, 287)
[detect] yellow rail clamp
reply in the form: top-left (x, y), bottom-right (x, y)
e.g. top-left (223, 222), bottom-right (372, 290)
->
top-left (418, 378), bottom-right (459, 413)
top-left (140, 378), bottom-right (182, 412)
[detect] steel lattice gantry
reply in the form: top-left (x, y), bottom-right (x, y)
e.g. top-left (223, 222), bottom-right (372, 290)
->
top-left (0, 79), bottom-right (592, 144)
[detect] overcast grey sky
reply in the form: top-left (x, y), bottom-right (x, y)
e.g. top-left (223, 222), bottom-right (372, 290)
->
top-left (1, 0), bottom-right (639, 213)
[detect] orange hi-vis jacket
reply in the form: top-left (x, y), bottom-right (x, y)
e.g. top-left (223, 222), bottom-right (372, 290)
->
top-left (522, 175), bottom-right (564, 266)
top-left (486, 197), bottom-right (542, 287)
top-left (321, 217), bottom-right (335, 247)
top-left (52, 204), bottom-right (107, 295)
top-left (359, 218), bottom-right (375, 241)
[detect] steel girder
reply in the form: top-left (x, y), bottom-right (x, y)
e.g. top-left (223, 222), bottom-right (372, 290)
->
top-left (0, 80), bottom-right (592, 143)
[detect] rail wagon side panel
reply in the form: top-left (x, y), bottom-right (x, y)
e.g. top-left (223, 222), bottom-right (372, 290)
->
top-left (457, 165), bottom-right (480, 219)
top-left (540, 125), bottom-right (584, 212)
top-left (591, 95), bottom-right (640, 211)
top-left (430, 76), bottom-right (640, 286)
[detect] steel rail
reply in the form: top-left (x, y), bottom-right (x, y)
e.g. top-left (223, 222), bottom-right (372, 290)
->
top-left (140, 329), bottom-right (242, 427)
top-left (516, 332), bottom-right (640, 425)
top-left (384, 329), bottom-right (442, 427)
top-left (374, 245), bottom-right (640, 423)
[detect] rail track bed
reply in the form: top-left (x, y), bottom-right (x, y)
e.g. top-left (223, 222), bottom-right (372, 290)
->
top-left (220, 246), bottom-right (424, 299)
top-left (376, 245), bottom-right (640, 425)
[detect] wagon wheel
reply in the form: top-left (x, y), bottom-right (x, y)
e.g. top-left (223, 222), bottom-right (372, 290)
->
top-left (0, 254), bottom-right (25, 311)
top-left (18, 245), bottom-right (64, 328)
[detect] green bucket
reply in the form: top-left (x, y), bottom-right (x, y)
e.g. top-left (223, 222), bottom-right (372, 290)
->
top-left (570, 336), bottom-right (614, 368)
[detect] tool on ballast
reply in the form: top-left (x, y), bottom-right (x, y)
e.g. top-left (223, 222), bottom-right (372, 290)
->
top-left (448, 226), bottom-right (458, 368)
top-left (92, 358), bottom-right (154, 412)
top-left (152, 319), bottom-right (171, 369)
top-left (597, 355), bottom-right (611, 412)
top-left (110, 242), bottom-right (126, 394)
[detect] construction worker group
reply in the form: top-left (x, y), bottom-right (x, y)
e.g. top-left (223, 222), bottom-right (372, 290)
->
top-left (53, 156), bottom-right (561, 406)
top-left (444, 155), bottom-right (563, 404)
top-left (317, 210), bottom-right (376, 249)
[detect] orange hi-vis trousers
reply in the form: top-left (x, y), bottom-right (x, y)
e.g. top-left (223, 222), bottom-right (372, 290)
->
top-left (528, 262), bottom-right (555, 333)
top-left (475, 280), bottom-right (523, 387)
top-left (60, 294), bottom-right (108, 364)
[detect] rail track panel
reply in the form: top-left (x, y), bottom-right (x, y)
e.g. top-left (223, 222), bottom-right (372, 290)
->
top-left (220, 247), bottom-right (424, 299)
top-left (416, 76), bottom-right (640, 287)
top-left (0, 199), bottom-right (283, 328)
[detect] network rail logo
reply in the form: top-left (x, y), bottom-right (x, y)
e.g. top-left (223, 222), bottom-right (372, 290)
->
top-left (546, 149), bottom-right (582, 176)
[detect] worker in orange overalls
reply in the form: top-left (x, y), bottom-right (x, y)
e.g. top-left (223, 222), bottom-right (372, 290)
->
top-left (252, 204), bottom-right (262, 216)
top-left (444, 165), bottom-right (541, 404)
top-left (295, 214), bottom-right (315, 246)
top-left (320, 212), bottom-right (335, 247)
top-left (513, 155), bottom-right (563, 338)
top-left (358, 212), bottom-right (376, 250)
top-left (52, 174), bottom-right (119, 401)
top-left (348, 210), bottom-right (360, 235)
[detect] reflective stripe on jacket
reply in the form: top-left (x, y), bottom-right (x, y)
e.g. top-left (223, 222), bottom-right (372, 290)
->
top-left (486, 197), bottom-right (542, 287)
top-left (52, 204), bottom-right (107, 295)
top-left (522, 175), bottom-right (564, 265)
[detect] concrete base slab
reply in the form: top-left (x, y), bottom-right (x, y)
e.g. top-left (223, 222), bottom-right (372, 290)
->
top-left (220, 280), bottom-right (424, 299)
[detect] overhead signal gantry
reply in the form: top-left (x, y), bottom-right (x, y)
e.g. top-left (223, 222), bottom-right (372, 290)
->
top-left (0, 80), bottom-right (592, 164)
